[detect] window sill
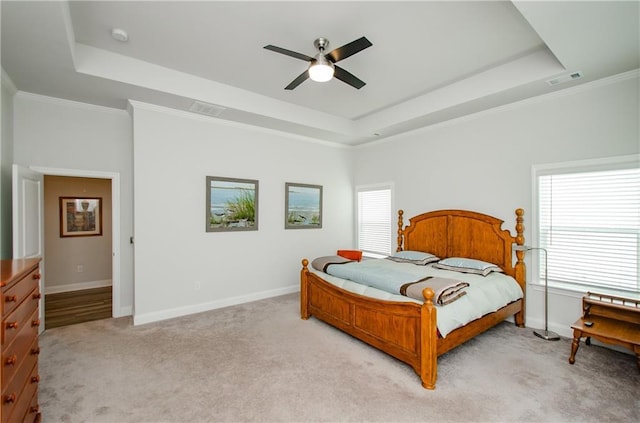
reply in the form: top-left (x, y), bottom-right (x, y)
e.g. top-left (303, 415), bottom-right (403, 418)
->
top-left (528, 281), bottom-right (640, 301)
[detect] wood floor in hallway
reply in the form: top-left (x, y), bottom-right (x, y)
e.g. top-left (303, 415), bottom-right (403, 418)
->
top-left (45, 286), bottom-right (112, 329)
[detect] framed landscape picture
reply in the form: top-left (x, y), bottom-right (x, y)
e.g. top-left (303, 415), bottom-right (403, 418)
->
top-left (206, 176), bottom-right (259, 232)
top-left (60, 197), bottom-right (102, 237)
top-left (285, 183), bottom-right (322, 229)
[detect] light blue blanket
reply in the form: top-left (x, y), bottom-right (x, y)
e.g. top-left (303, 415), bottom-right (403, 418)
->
top-left (325, 258), bottom-right (429, 294)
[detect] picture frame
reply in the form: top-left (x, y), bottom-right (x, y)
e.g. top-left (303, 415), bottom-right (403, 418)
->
top-left (60, 197), bottom-right (102, 237)
top-left (206, 176), bottom-right (259, 232)
top-left (285, 183), bottom-right (322, 229)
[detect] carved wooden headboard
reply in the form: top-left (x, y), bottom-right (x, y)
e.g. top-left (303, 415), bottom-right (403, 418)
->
top-left (397, 209), bottom-right (525, 287)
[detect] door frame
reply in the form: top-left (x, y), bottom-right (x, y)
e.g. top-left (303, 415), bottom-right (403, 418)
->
top-left (31, 166), bottom-right (122, 317)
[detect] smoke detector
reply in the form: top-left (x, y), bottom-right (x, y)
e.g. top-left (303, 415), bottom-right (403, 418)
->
top-left (111, 28), bottom-right (129, 42)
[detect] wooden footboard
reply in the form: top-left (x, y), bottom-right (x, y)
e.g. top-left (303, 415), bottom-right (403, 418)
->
top-left (301, 260), bottom-right (439, 389)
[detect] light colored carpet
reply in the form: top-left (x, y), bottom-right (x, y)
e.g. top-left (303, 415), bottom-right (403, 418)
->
top-left (39, 293), bottom-right (639, 422)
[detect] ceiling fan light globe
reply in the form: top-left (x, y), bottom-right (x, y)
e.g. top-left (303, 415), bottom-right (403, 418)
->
top-left (308, 63), bottom-right (334, 82)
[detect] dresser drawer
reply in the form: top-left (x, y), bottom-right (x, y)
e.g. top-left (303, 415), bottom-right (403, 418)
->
top-left (2, 361), bottom-right (39, 423)
top-left (1, 337), bottom-right (38, 400)
top-left (2, 309), bottom-right (39, 389)
top-left (1, 258), bottom-right (42, 423)
top-left (26, 392), bottom-right (40, 423)
top-left (2, 269), bottom-right (40, 319)
top-left (2, 292), bottom-right (39, 347)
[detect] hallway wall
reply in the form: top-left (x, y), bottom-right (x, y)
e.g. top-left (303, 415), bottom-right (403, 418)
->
top-left (44, 175), bottom-right (112, 294)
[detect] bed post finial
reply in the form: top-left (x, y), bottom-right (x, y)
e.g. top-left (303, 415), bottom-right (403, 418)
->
top-left (397, 210), bottom-right (404, 252)
top-left (515, 208), bottom-right (525, 248)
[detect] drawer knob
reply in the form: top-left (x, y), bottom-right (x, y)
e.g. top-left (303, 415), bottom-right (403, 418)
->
top-left (33, 292), bottom-right (42, 300)
top-left (32, 319), bottom-right (41, 327)
top-left (4, 295), bottom-right (17, 303)
top-left (31, 347), bottom-right (40, 355)
top-left (33, 273), bottom-right (41, 280)
top-left (4, 393), bottom-right (16, 404)
top-left (31, 375), bottom-right (40, 384)
top-left (5, 354), bottom-right (17, 366)
top-left (6, 321), bottom-right (18, 330)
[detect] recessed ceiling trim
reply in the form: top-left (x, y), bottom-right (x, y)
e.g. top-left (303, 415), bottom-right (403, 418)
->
top-left (355, 48), bottom-right (565, 136)
top-left (72, 43), bottom-right (356, 136)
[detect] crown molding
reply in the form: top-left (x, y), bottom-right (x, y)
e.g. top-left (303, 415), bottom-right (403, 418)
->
top-left (15, 91), bottom-right (128, 116)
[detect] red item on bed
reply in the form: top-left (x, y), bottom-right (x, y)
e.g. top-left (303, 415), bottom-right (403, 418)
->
top-left (337, 249), bottom-right (362, 262)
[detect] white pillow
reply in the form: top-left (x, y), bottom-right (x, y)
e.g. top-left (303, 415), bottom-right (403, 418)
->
top-left (433, 257), bottom-right (503, 276)
top-left (387, 250), bottom-right (440, 265)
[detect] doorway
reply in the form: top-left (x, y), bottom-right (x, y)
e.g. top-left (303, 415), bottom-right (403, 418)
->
top-left (17, 166), bottom-right (123, 331)
top-left (43, 175), bottom-right (113, 328)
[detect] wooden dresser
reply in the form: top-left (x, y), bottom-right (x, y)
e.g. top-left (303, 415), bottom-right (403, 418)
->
top-left (1, 258), bottom-right (42, 423)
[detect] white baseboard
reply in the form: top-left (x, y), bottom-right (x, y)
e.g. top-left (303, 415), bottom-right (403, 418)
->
top-left (114, 305), bottom-right (133, 318)
top-left (45, 279), bottom-right (112, 295)
top-left (133, 284), bottom-right (299, 326)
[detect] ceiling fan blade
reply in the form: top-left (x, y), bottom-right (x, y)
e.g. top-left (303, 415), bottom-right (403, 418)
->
top-left (264, 45), bottom-right (314, 62)
top-left (284, 70), bottom-right (310, 90)
top-left (333, 65), bottom-right (366, 89)
top-left (326, 37), bottom-right (372, 63)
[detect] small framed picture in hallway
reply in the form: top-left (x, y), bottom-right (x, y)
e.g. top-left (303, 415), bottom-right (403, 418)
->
top-left (60, 197), bottom-right (103, 237)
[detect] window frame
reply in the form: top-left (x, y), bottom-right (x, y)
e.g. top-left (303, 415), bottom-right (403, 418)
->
top-left (532, 154), bottom-right (640, 296)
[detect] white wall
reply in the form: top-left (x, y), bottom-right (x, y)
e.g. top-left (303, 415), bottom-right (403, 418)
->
top-left (131, 102), bottom-right (353, 324)
top-left (354, 72), bottom-right (640, 337)
top-left (12, 93), bottom-right (133, 316)
top-left (1, 71), bottom-right (16, 259)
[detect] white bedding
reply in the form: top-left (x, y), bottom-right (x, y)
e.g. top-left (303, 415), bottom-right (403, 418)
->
top-left (308, 261), bottom-right (523, 337)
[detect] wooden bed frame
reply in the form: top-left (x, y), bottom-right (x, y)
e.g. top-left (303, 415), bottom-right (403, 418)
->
top-left (300, 208), bottom-right (526, 389)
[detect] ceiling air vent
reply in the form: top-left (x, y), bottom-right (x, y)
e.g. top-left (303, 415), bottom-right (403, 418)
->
top-left (189, 101), bottom-right (226, 117)
top-left (546, 71), bottom-right (583, 86)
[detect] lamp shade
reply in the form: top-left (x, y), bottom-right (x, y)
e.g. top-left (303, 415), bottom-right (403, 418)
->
top-left (308, 54), bottom-right (334, 82)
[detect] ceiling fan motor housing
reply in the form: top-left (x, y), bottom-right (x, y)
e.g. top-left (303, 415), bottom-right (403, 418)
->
top-left (314, 37), bottom-right (330, 52)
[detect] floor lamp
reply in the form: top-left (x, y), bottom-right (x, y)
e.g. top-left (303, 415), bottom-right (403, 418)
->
top-left (513, 245), bottom-right (560, 341)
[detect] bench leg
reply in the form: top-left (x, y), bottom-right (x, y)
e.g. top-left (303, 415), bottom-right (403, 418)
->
top-left (569, 329), bottom-right (582, 365)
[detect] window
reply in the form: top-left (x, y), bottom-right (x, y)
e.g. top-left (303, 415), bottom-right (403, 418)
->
top-left (534, 155), bottom-right (640, 295)
top-left (356, 185), bottom-right (392, 257)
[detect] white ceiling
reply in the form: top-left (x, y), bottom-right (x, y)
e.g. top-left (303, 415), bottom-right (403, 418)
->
top-left (2, 1), bottom-right (638, 146)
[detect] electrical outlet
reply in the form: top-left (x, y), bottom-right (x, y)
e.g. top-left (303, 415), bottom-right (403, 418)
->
top-left (194, 281), bottom-right (201, 290)
top-left (77, 265), bottom-right (84, 273)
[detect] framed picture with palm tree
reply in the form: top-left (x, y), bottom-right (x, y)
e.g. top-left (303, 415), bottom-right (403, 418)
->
top-left (206, 176), bottom-right (258, 232)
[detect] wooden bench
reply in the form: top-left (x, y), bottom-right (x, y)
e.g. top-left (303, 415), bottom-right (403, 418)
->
top-left (569, 292), bottom-right (640, 371)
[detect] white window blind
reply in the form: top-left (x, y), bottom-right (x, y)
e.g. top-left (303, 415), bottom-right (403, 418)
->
top-left (536, 161), bottom-right (639, 294)
top-left (357, 186), bottom-right (392, 256)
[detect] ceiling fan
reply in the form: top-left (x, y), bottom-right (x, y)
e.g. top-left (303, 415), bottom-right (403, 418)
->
top-left (264, 36), bottom-right (372, 90)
